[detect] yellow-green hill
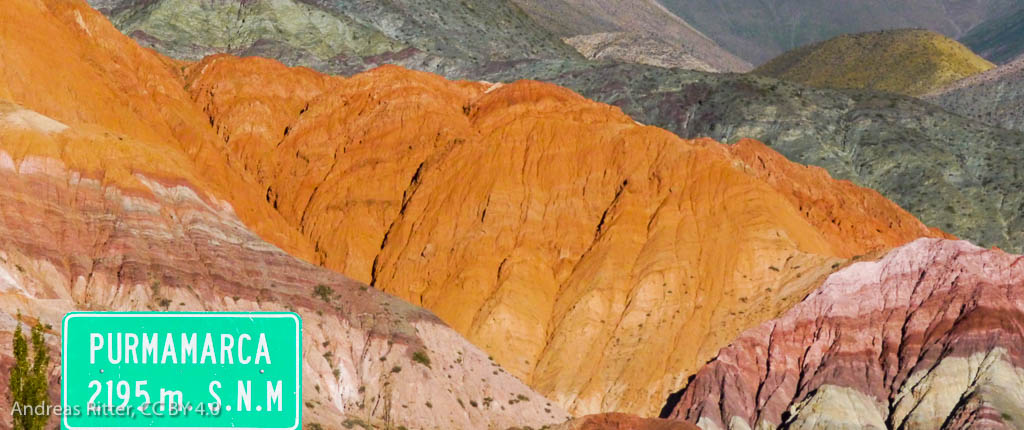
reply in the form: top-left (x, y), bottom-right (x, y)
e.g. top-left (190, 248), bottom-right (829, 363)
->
top-left (754, 29), bottom-right (994, 96)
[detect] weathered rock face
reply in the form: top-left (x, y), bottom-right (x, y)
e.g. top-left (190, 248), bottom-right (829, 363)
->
top-left (925, 57), bottom-right (1024, 134)
top-left (484, 60), bottom-right (1024, 254)
top-left (81, 0), bottom-right (1024, 255)
top-left (184, 55), bottom-right (947, 416)
top-left (666, 238), bottom-right (1024, 429)
top-left (0, 0), bottom-right (315, 264)
top-left (183, 57), bottom-right (488, 282)
top-left (3, 0), bottom-right (985, 424)
top-left (0, 101), bottom-right (569, 429)
top-left (754, 29), bottom-right (994, 97)
top-left (0, 1), bottom-right (570, 428)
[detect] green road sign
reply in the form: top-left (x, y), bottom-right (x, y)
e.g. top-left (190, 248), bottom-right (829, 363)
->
top-left (61, 312), bottom-right (302, 430)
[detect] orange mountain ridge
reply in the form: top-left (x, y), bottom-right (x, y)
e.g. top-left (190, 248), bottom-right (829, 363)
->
top-left (1, 2), bottom-right (574, 428)
top-left (184, 55), bottom-right (950, 414)
top-left (0, 0), bottom-right (316, 262)
top-left (2, 0), bottom-right (949, 419)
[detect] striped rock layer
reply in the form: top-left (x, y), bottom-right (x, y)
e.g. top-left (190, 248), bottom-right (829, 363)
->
top-left (2, 0), bottom-right (959, 421)
top-left (0, 0), bottom-right (568, 428)
top-left (667, 238), bottom-right (1024, 430)
top-left (0, 102), bottom-right (569, 429)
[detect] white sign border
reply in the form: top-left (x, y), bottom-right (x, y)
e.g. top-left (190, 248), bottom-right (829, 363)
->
top-left (61, 312), bottom-right (302, 430)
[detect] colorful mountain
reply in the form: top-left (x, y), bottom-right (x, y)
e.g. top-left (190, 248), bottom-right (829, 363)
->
top-left (961, 7), bottom-right (1024, 64)
top-left (1, 0), bottom-right (315, 262)
top-left (0, 100), bottom-right (568, 429)
top-left (484, 60), bottom-right (1024, 255)
top-left (665, 238), bottom-right (1024, 429)
top-left (185, 52), bottom-right (948, 415)
top-left (0, 1), bottom-right (571, 428)
top-left (84, 1), bottom-right (1024, 255)
top-left (754, 29), bottom-right (994, 97)
top-left (5, 1), bottom-right (1023, 429)
top-left (926, 56), bottom-right (1024, 133)
top-left (656, 0), bottom-right (1024, 64)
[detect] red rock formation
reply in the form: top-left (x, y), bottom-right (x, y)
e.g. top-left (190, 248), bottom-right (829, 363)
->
top-left (666, 238), bottom-right (1024, 429)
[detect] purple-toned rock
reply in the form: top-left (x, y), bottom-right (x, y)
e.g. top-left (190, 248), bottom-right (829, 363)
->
top-left (666, 238), bottom-right (1024, 429)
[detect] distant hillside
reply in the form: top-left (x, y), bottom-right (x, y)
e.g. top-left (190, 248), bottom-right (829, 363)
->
top-left (510, 0), bottom-right (750, 71)
top-left (564, 32), bottom-right (718, 72)
top-left (89, 0), bottom-right (750, 75)
top-left (926, 57), bottom-right (1024, 133)
top-left (754, 29), bottom-right (994, 96)
top-left (657, 0), bottom-right (1024, 64)
top-left (90, 0), bottom-right (580, 75)
top-left (961, 7), bottom-right (1024, 64)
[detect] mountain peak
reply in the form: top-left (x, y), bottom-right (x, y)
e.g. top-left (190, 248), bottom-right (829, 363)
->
top-left (754, 28), bottom-right (994, 96)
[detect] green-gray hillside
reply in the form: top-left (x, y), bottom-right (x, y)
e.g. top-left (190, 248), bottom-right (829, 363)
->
top-left (657, 0), bottom-right (1024, 64)
top-left (961, 7), bottom-right (1024, 64)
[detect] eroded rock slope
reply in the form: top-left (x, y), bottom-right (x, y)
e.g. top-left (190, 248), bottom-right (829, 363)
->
top-left (484, 60), bottom-right (1024, 254)
top-left (0, 1), bottom-right (569, 428)
top-left (82, 0), bottom-right (1024, 256)
top-left (0, 100), bottom-right (569, 429)
top-left (185, 55), bottom-right (948, 416)
top-left (1, 0), bottom-right (315, 263)
top-left (666, 238), bottom-right (1024, 429)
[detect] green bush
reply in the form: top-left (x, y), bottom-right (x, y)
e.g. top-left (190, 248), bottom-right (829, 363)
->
top-left (313, 284), bottom-right (334, 303)
top-left (10, 318), bottom-right (50, 430)
top-left (412, 350), bottom-right (431, 368)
